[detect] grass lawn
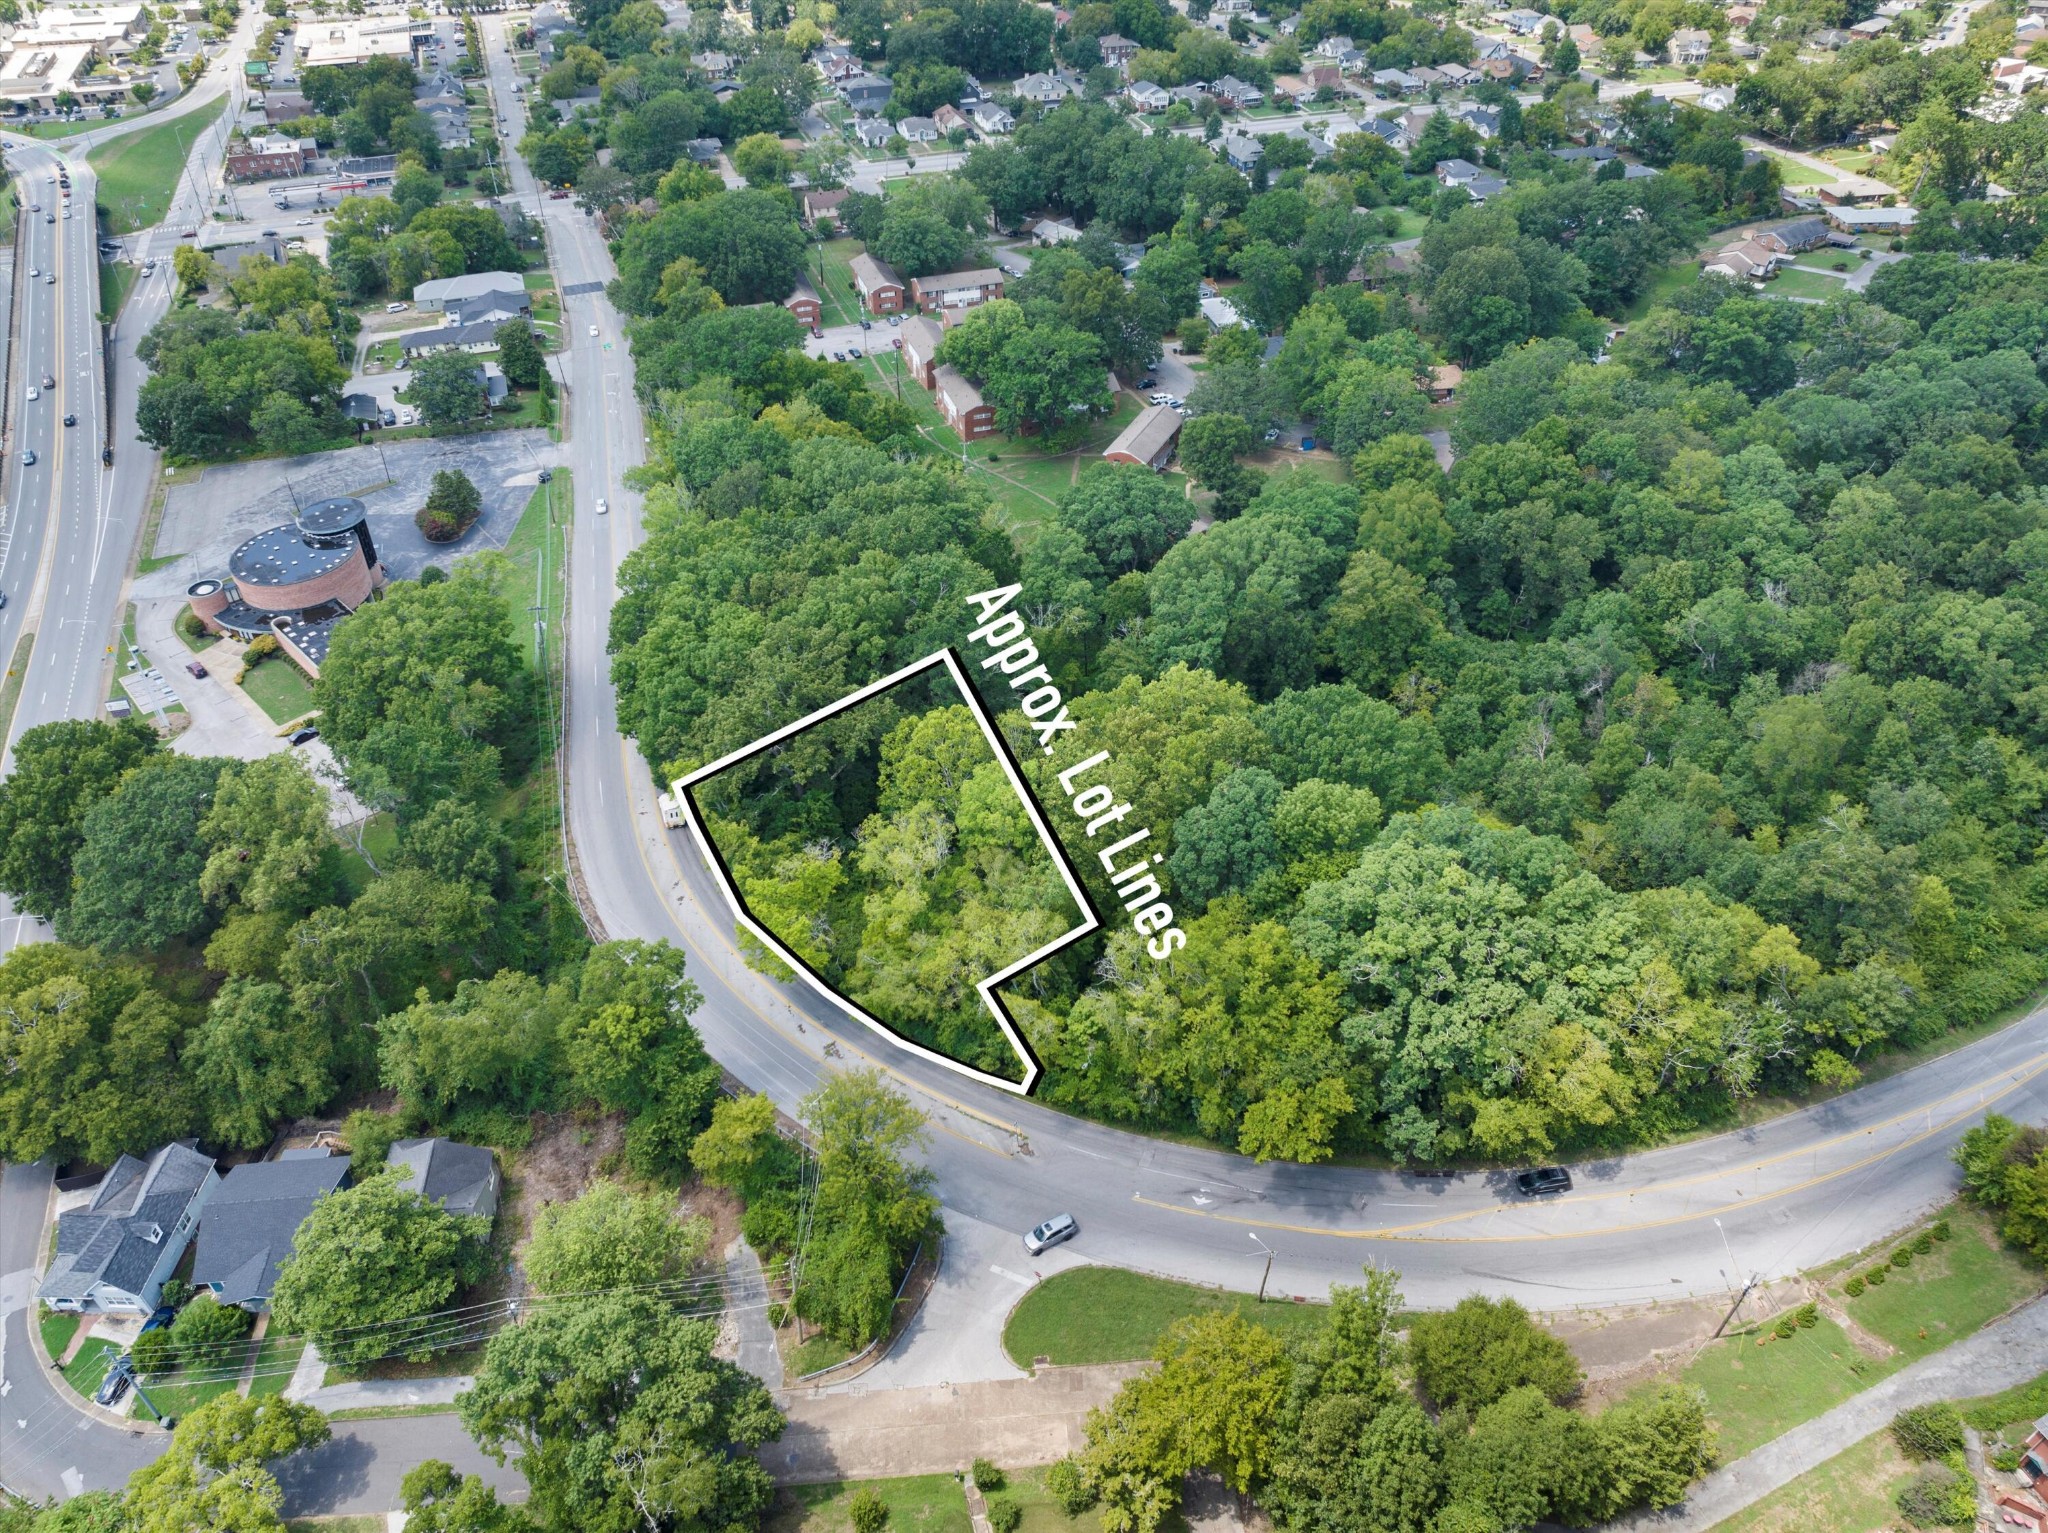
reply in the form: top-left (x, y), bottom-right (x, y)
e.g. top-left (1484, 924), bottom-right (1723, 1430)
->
top-left (29, 117), bottom-right (118, 139)
top-left (495, 469), bottom-right (571, 669)
top-left (57, 1338), bottom-right (128, 1406)
top-left (98, 259), bottom-right (137, 323)
top-left (1003, 1268), bottom-right (1330, 1367)
top-left (40, 1309), bottom-right (82, 1360)
top-left (1960, 1367), bottom-right (2048, 1438)
top-left (285, 1518), bottom-right (386, 1532)
top-left (248, 1336), bottom-right (305, 1398)
top-left (1791, 253), bottom-right (1861, 276)
top-left (139, 1366), bottom-right (246, 1421)
top-left (1378, 208), bottom-right (1430, 242)
top-left (1762, 153), bottom-right (1828, 187)
top-left (1680, 1315), bottom-right (1898, 1460)
top-left (89, 97), bottom-right (227, 233)
top-left (1707, 1429), bottom-right (1911, 1533)
top-left (239, 655), bottom-right (317, 725)
top-left (1002, 1464), bottom-right (1107, 1533)
top-left (767, 1475), bottom-right (973, 1533)
top-left (1763, 268), bottom-right (1848, 301)
top-left (1823, 1207), bottom-right (2044, 1362)
top-left (1613, 259), bottom-right (1700, 323)
top-left (786, 1332), bottom-right (858, 1377)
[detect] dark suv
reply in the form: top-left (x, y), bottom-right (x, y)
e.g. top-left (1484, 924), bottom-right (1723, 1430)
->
top-left (1514, 1167), bottom-right (1572, 1197)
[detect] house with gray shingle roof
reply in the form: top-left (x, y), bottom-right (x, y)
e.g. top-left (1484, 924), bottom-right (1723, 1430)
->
top-left (190, 1155), bottom-right (349, 1311)
top-left (38, 1144), bottom-right (218, 1315)
top-left (388, 1139), bottom-right (501, 1221)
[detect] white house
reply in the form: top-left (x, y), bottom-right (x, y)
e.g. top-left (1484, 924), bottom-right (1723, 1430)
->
top-left (37, 1145), bottom-right (218, 1315)
top-left (1127, 79), bottom-right (1170, 111)
top-left (1013, 72), bottom-right (1071, 104)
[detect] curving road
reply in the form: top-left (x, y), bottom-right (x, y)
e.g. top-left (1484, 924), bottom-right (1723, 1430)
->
top-left (517, 18), bottom-right (2048, 1318)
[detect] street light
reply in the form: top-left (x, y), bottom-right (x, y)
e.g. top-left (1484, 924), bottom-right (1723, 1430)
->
top-left (1710, 1217), bottom-right (1760, 1338)
top-left (1248, 1232), bottom-right (1274, 1304)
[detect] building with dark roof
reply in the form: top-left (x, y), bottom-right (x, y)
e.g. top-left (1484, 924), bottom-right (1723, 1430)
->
top-left (388, 1139), bottom-right (501, 1221)
top-left (186, 496), bottom-right (384, 678)
top-left (191, 1155), bottom-right (349, 1311)
top-left (38, 1144), bottom-right (218, 1315)
top-left (1102, 403), bottom-right (1182, 469)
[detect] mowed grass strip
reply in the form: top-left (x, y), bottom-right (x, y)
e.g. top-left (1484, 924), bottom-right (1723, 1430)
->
top-left (1827, 1207), bottom-right (2044, 1362)
top-left (1002, 1267), bottom-right (1329, 1367)
top-left (89, 97), bottom-right (227, 232)
top-left (1706, 1428), bottom-right (1912, 1533)
top-left (767, 1475), bottom-right (973, 1533)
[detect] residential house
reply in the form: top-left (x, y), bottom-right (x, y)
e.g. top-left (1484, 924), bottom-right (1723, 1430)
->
top-left (37, 1145), bottom-right (218, 1315)
top-left (934, 102), bottom-right (970, 133)
top-left (1304, 63), bottom-right (1342, 93)
top-left (1456, 103), bottom-right (1502, 138)
top-left (1286, 125), bottom-right (1335, 159)
top-left (1420, 363), bottom-right (1462, 402)
top-left (685, 137), bottom-right (723, 162)
top-left (1701, 235), bottom-right (1787, 278)
top-left (849, 251), bottom-right (908, 313)
top-left (1480, 55), bottom-right (1524, 81)
top-left (1475, 37), bottom-right (1512, 60)
top-left (840, 72), bottom-right (893, 114)
top-left (1764, 215), bottom-right (1831, 251)
top-left (420, 101), bottom-right (472, 149)
top-left (1464, 174), bottom-right (1510, 200)
top-left (1170, 83), bottom-right (1213, 107)
top-left (1399, 105), bottom-right (1437, 142)
top-left (1033, 216), bottom-right (1083, 244)
top-left (971, 100), bottom-right (1016, 133)
top-left (1212, 74), bottom-right (1264, 108)
top-left (1435, 156), bottom-right (1483, 185)
top-left (692, 49), bottom-right (734, 73)
top-left (909, 267), bottom-right (1006, 313)
top-left (1816, 173), bottom-right (1892, 205)
top-left (1438, 61), bottom-right (1478, 86)
top-left (1670, 26), bottom-right (1711, 63)
top-left (1992, 55), bottom-right (2048, 92)
top-left (959, 73), bottom-right (986, 103)
top-left (898, 114), bottom-right (940, 142)
top-left (1811, 27), bottom-right (1850, 47)
top-left (189, 1156), bottom-right (350, 1311)
top-left (1551, 144), bottom-right (1618, 163)
top-left (1848, 15), bottom-right (1890, 36)
top-left (399, 316), bottom-right (523, 357)
top-left (1373, 67), bottom-right (1422, 93)
top-left (1823, 203), bottom-right (1917, 233)
top-left (1410, 65), bottom-right (1448, 88)
top-left (934, 364), bottom-right (997, 438)
top-left (1335, 47), bottom-right (1372, 74)
top-left (1358, 247), bottom-right (1414, 289)
top-left (388, 1139), bottom-right (501, 1221)
top-left (784, 275), bottom-right (822, 330)
top-left (852, 117), bottom-right (892, 148)
top-left (1700, 85), bottom-right (1736, 110)
top-left (2021, 1415), bottom-right (2048, 1480)
top-left (1622, 163), bottom-right (1660, 179)
top-left (1127, 79), bottom-right (1170, 111)
top-left (801, 187), bottom-right (850, 227)
top-left (1102, 403), bottom-right (1182, 468)
top-left (1097, 32), bottom-right (1139, 67)
top-left (414, 271), bottom-right (528, 313)
top-left (901, 314), bottom-right (946, 387)
top-left (1199, 294), bottom-right (1245, 329)
top-left (812, 43), bottom-right (861, 80)
top-left (1014, 72), bottom-right (1071, 104)
top-left (1361, 115), bottom-right (1407, 149)
top-left (1222, 132), bottom-right (1264, 172)
top-left (206, 237), bottom-right (289, 277)
top-left (1314, 33), bottom-right (1355, 58)
top-left (261, 90), bottom-right (314, 125)
top-left (1504, 7), bottom-right (1546, 32)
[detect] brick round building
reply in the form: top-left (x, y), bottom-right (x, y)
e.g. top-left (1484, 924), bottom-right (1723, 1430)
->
top-left (187, 498), bottom-right (385, 674)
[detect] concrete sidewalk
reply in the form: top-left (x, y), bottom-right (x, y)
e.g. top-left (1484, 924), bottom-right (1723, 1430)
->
top-left (296, 1372), bottom-right (473, 1413)
top-left (766, 1363), bottom-right (1148, 1485)
top-left (1610, 1292), bottom-right (2048, 1531)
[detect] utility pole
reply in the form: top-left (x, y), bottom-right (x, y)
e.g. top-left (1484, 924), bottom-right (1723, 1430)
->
top-left (1248, 1232), bottom-right (1274, 1304)
top-left (1709, 1217), bottom-right (1757, 1338)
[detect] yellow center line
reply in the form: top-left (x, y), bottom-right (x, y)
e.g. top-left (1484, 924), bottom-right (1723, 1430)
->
top-left (1132, 1054), bottom-right (2048, 1243)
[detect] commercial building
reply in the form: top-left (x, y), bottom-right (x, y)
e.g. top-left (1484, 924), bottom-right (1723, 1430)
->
top-left (297, 15), bottom-right (429, 68)
top-left (413, 270), bottom-right (529, 312)
top-left (185, 496), bottom-right (385, 677)
top-left (226, 134), bottom-right (314, 180)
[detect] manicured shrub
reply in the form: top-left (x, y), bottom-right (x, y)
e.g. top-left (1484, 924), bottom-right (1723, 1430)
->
top-left (971, 1460), bottom-right (1005, 1493)
top-left (1772, 1315), bottom-right (1797, 1339)
top-left (986, 1498), bottom-right (1021, 1533)
top-left (1844, 1275), bottom-right (1866, 1297)
top-left (1890, 1246), bottom-right (1914, 1268)
top-left (1794, 1303), bottom-right (1818, 1328)
top-left (1890, 1402), bottom-right (1965, 1461)
top-left (850, 1486), bottom-right (889, 1533)
top-left (1931, 1219), bottom-right (1952, 1242)
top-left (1865, 1266), bottom-right (1888, 1285)
top-left (1912, 1231), bottom-right (1935, 1255)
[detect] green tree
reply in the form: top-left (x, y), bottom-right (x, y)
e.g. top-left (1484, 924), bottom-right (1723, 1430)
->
top-left (524, 1180), bottom-right (710, 1297)
top-left (403, 351), bottom-right (489, 430)
top-left (399, 1460), bottom-right (529, 1533)
top-left (270, 1173), bottom-right (490, 1365)
top-left (187, 978), bottom-right (336, 1149)
top-left (417, 467), bottom-right (485, 540)
top-left (565, 940), bottom-right (723, 1179)
top-left (495, 320), bottom-right (546, 389)
top-left (732, 131), bottom-right (796, 187)
top-left (199, 753), bottom-right (338, 915)
top-left (1057, 463), bottom-right (1193, 575)
top-left (0, 718), bottom-right (163, 919)
top-left (458, 1292), bottom-right (784, 1533)
top-left (61, 755), bottom-right (232, 953)
top-left (121, 1395), bottom-right (329, 1533)
top-left (377, 968), bottom-right (566, 1124)
top-left (1407, 1295), bottom-right (1584, 1413)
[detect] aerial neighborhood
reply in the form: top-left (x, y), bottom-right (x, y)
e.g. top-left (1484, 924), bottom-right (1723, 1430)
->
top-left (0, 0), bottom-right (2046, 1526)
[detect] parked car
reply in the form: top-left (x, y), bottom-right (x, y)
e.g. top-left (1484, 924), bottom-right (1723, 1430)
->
top-left (186, 660), bottom-right (208, 679)
top-left (1024, 1213), bottom-right (1079, 1255)
top-left (848, 347), bottom-right (862, 359)
top-left (1263, 427), bottom-right (1280, 442)
top-left (288, 727), bottom-right (320, 746)
top-left (1513, 1167), bottom-right (1572, 1197)
top-left (141, 1306), bottom-right (176, 1333)
top-left (832, 351), bottom-right (845, 361)
top-left (94, 1359), bottom-right (132, 1407)
top-left (386, 301), bottom-right (408, 312)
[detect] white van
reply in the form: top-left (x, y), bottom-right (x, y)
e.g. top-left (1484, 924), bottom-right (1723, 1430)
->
top-left (657, 792), bottom-right (684, 829)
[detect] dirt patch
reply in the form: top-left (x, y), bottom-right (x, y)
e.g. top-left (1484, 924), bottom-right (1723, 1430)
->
top-left (500, 1109), bottom-right (627, 1281)
top-left (1545, 1278), bottom-right (1810, 1396)
top-left (680, 1178), bottom-right (745, 1262)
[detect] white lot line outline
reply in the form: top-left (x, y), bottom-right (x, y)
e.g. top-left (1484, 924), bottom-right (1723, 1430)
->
top-left (671, 647), bottom-right (1100, 1096)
